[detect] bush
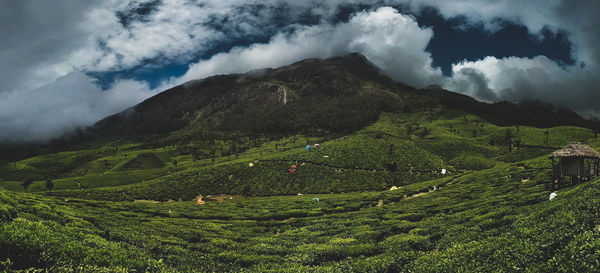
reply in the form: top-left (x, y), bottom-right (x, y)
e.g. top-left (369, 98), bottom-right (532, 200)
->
top-left (380, 234), bottom-right (431, 252)
top-left (0, 204), bottom-right (16, 222)
top-left (451, 154), bottom-right (495, 170)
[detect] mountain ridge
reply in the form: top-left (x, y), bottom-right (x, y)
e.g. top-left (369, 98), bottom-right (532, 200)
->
top-left (88, 52), bottom-right (598, 139)
top-left (88, 53), bottom-right (412, 137)
top-left (0, 53), bottom-right (597, 162)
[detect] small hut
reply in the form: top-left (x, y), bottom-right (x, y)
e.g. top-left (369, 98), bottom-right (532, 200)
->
top-left (549, 142), bottom-right (600, 187)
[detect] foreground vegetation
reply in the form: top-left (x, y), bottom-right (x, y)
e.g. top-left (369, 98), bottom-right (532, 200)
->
top-left (1, 108), bottom-right (599, 272)
top-left (1, 163), bottom-right (599, 272)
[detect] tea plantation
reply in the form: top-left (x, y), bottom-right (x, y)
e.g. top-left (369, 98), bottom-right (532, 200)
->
top-left (1, 110), bottom-right (600, 272)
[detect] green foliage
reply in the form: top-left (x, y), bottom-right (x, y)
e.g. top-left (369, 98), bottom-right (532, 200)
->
top-left (450, 154), bottom-right (495, 170)
top-left (1, 106), bottom-right (600, 271)
top-left (21, 178), bottom-right (33, 193)
top-left (0, 161), bottom-right (596, 272)
top-left (251, 94), bottom-right (402, 134)
top-left (45, 179), bottom-right (54, 196)
top-left (117, 152), bottom-right (166, 171)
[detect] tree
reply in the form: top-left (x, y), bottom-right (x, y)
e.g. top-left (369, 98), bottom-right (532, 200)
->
top-left (45, 179), bottom-right (54, 196)
top-left (21, 178), bottom-right (33, 193)
top-left (505, 129), bottom-right (513, 151)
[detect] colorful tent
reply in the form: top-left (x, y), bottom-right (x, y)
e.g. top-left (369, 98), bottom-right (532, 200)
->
top-left (305, 145), bottom-right (311, 151)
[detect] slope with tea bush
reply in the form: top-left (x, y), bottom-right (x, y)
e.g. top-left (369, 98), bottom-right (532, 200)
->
top-left (2, 157), bottom-right (600, 271)
top-left (1, 53), bottom-right (600, 271)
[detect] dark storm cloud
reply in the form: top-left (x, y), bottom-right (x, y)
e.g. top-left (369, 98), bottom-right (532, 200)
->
top-left (0, 0), bottom-right (101, 92)
top-left (116, 0), bottom-right (163, 28)
top-left (451, 67), bottom-right (498, 101)
top-left (553, 0), bottom-right (600, 65)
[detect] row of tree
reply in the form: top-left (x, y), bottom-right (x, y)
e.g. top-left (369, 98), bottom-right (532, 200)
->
top-left (20, 178), bottom-right (54, 195)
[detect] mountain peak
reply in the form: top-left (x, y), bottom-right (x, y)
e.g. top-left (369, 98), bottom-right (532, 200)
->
top-left (338, 52), bottom-right (374, 66)
top-left (89, 53), bottom-right (404, 136)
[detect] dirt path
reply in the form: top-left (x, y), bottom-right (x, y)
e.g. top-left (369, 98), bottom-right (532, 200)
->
top-left (134, 199), bottom-right (161, 204)
top-left (406, 191), bottom-right (432, 199)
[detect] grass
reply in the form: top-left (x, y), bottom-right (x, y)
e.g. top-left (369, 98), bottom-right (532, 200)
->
top-left (1, 163), bottom-right (597, 272)
top-left (1, 109), bottom-right (599, 271)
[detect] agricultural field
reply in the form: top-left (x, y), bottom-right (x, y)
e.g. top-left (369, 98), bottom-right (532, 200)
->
top-left (1, 110), bottom-right (600, 272)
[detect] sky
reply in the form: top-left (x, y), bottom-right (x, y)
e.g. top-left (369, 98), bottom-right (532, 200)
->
top-left (1, 0), bottom-right (599, 143)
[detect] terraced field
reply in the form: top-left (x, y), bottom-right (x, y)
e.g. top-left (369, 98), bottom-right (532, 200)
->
top-left (1, 110), bottom-right (599, 272)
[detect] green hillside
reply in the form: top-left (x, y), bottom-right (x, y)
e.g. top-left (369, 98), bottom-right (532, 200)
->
top-left (2, 107), bottom-right (600, 271)
top-left (1, 157), bottom-right (600, 272)
top-left (1, 54), bottom-right (600, 271)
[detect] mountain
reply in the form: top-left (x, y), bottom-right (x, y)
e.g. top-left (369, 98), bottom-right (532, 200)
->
top-left (89, 52), bottom-right (598, 140)
top-left (89, 53), bottom-right (412, 136)
top-left (422, 85), bottom-right (598, 130)
top-left (3, 53), bottom-right (600, 272)
top-left (1, 53), bottom-right (597, 162)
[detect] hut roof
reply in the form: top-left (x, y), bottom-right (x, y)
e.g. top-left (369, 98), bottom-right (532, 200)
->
top-left (550, 142), bottom-right (600, 158)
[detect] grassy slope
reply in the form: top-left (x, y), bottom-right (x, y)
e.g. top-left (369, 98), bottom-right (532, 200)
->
top-left (5, 110), bottom-right (591, 198)
top-left (1, 164), bottom-right (599, 272)
top-left (1, 110), bottom-right (600, 271)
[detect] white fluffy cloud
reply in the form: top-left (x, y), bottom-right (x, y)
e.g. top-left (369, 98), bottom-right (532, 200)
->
top-left (410, 0), bottom-right (600, 65)
top-left (2, 0), bottom-right (380, 93)
top-left (0, 5), bottom-right (444, 142)
top-left (175, 7), bottom-right (442, 88)
top-left (171, 1), bottom-right (600, 114)
top-left (443, 56), bottom-right (600, 111)
top-left (73, 0), bottom-right (222, 71)
top-left (0, 0), bottom-right (295, 92)
top-left (0, 73), bottom-right (156, 142)
top-left (2, 0), bottom-right (600, 142)
top-left (400, 0), bottom-right (600, 113)
top-left (3, 0), bottom-right (598, 93)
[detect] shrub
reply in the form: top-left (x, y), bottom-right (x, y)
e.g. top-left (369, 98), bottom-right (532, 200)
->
top-left (451, 154), bottom-right (495, 170)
